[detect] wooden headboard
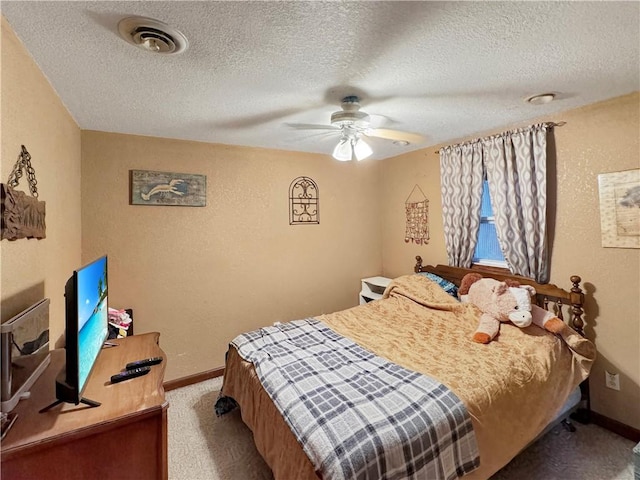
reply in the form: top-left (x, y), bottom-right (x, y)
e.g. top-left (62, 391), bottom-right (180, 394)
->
top-left (413, 256), bottom-right (586, 337)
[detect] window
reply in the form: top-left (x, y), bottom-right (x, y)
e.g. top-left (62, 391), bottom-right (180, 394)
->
top-left (473, 180), bottom-right (507, 267)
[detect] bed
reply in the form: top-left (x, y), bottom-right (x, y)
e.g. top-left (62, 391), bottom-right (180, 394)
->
top-left (216, 257), bottom-right (596, 480)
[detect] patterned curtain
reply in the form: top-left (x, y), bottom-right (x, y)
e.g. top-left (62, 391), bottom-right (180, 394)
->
top-left (484, 124), bottom-right (549, 282)
top-left (439, 142), bottom-right (484, 267)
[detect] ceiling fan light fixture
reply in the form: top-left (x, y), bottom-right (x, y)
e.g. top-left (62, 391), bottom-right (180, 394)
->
top-left (353, 138), bottom-right (372, 161)
top-left (320, 95), bottom-right (420, 161)
top-left (332, 138), bottom-right (353, 161)
top-left (332, 135), bottom-right (372, 161)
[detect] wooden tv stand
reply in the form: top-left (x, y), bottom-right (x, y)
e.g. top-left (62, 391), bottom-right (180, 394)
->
top-left (1, 332), bottom-right (168, 480)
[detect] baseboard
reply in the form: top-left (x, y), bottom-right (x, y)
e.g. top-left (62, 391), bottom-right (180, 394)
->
top-left (591, 410), bottom-right (640, 442)
top-left (163, 366), bottom-right (224, 392)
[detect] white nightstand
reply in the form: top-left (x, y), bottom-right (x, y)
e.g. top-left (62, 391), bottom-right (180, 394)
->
top-left (359, 276), bottom-right (392, 305)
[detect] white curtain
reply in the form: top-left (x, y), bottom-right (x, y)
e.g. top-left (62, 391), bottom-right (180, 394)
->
top-left (439, 123), bottom-right (551, 282)
top-left (439, 142), bottom-right (484, 267)
top-left (484, 124), bottom-right (549, 283)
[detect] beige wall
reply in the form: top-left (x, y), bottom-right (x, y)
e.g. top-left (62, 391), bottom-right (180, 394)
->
top-left (80, 131), bottom-right (382, 381)
top-left (0, 17), bottom-right (82, 347)
top-left (380, 92), bottom-right (640, 430)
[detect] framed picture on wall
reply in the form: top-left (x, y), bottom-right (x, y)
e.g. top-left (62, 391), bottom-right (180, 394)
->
top-left (130, 170), bottom-right (206, 207)
top-left (597, 168), bottom-right (640, 249)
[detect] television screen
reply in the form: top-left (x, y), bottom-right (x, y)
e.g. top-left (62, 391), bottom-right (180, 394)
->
top-left (76, 256), bottom-right (109, 393)
top-left (40, 255), bottom-right (109, 412)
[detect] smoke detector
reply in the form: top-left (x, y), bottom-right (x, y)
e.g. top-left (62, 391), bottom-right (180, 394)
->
top-left (118, 16), bottom-right (188, 54)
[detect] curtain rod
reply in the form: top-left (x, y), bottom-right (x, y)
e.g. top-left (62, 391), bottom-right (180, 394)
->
top-left (434, 121), bottom-right (566, 154)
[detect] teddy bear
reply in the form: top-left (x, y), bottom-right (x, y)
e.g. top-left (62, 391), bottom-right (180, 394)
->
top-left (459, 273), bottom-right (566, 344)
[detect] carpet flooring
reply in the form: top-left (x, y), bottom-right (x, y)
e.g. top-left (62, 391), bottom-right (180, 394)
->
top-left (167, 377), bottom-right (636, 480)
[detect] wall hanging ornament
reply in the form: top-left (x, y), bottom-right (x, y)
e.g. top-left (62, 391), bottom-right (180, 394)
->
top-left (1, 145), bottom-right (46, 241)
top-left (289, 176), bottom-right (319, 225)
top-left (404, 184), bottom-right (429, 245)
top-left (130, 169), bottom-right (206, 206)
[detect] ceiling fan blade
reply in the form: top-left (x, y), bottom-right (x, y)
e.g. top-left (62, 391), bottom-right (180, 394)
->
top-left (285, 123), bottom-right (341, 132)
top-left (365, 128), bottom-right (425, 145)
top-left (213, 108), bottom-right (308, 129)
top-left (288, 130), bottom-right (343, 143)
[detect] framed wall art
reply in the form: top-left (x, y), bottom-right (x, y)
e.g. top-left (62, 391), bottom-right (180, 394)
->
top-left (130, 170), bottom-right (206, 207)
top-left (597, 168), bottom-right (639, 248)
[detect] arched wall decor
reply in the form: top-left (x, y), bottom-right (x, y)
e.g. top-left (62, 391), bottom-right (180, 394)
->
top-left (289, 176), bottom-right (319, 225)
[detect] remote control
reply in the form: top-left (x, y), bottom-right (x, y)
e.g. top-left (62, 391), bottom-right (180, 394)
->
top-left (125, 356), bottom-right (163, 370)
top-left (110, 366), bottom-right (151, 384)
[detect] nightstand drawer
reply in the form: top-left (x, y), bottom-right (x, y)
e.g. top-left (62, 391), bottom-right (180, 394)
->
top-left (359, 276), bottom-right (392, 305)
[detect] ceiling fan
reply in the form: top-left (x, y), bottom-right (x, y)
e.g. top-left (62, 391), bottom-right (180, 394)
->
top-left (289, 96), bottom-right (425, 161)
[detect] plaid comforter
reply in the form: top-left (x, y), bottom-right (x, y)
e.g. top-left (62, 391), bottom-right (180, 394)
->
top-left (225, 318), bottom-right (479, 480)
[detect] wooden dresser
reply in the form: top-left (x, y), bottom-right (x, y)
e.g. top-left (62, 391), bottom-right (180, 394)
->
top-left (1, 332), bottom-right (168, 480)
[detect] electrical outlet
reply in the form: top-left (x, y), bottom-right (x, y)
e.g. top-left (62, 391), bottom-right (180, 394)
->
top-left (605, 371), bottom-right (620, 391)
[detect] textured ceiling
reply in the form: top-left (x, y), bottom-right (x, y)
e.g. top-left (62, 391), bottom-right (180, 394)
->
top-left (2, 1), bottom-right (639, 160)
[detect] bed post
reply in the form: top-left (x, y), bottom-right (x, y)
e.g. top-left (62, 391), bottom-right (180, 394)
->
top-left (569, 276), bottom-right (585, 337)
top-left (567, 275), bottom-right (591, 425)
top-left (414, 256), bottom-right (423, 273)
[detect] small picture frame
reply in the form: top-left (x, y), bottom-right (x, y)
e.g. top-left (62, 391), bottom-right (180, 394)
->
top-left (130, 170), bottom-right (206, 207)
top-left (597, 168), bottom-right (640, 248)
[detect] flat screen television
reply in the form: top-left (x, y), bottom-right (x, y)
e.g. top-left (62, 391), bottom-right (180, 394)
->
top-left (40, 255), bottom-right (109, 412)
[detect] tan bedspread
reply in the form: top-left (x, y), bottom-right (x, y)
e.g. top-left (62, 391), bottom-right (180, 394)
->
top-left (221, 274), bottom-right (595, 479)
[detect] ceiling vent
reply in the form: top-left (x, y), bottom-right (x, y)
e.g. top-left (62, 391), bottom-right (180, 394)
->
top-left (118, 16), bottom-right (188, 54)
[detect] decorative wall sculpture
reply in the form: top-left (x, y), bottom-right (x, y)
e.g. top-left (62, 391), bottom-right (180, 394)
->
top-left (289, 176), bottom-right (319, 225)
top-left (404, 184), bottom-right (429, 245)
top-left (1, 145), bottom-right (46, 241)
top-left (130, 170), bottom-right (206, 206)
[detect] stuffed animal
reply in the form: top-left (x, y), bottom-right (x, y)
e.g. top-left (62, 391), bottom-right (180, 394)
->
top-left (459, 273), bottom-right (566, 344)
